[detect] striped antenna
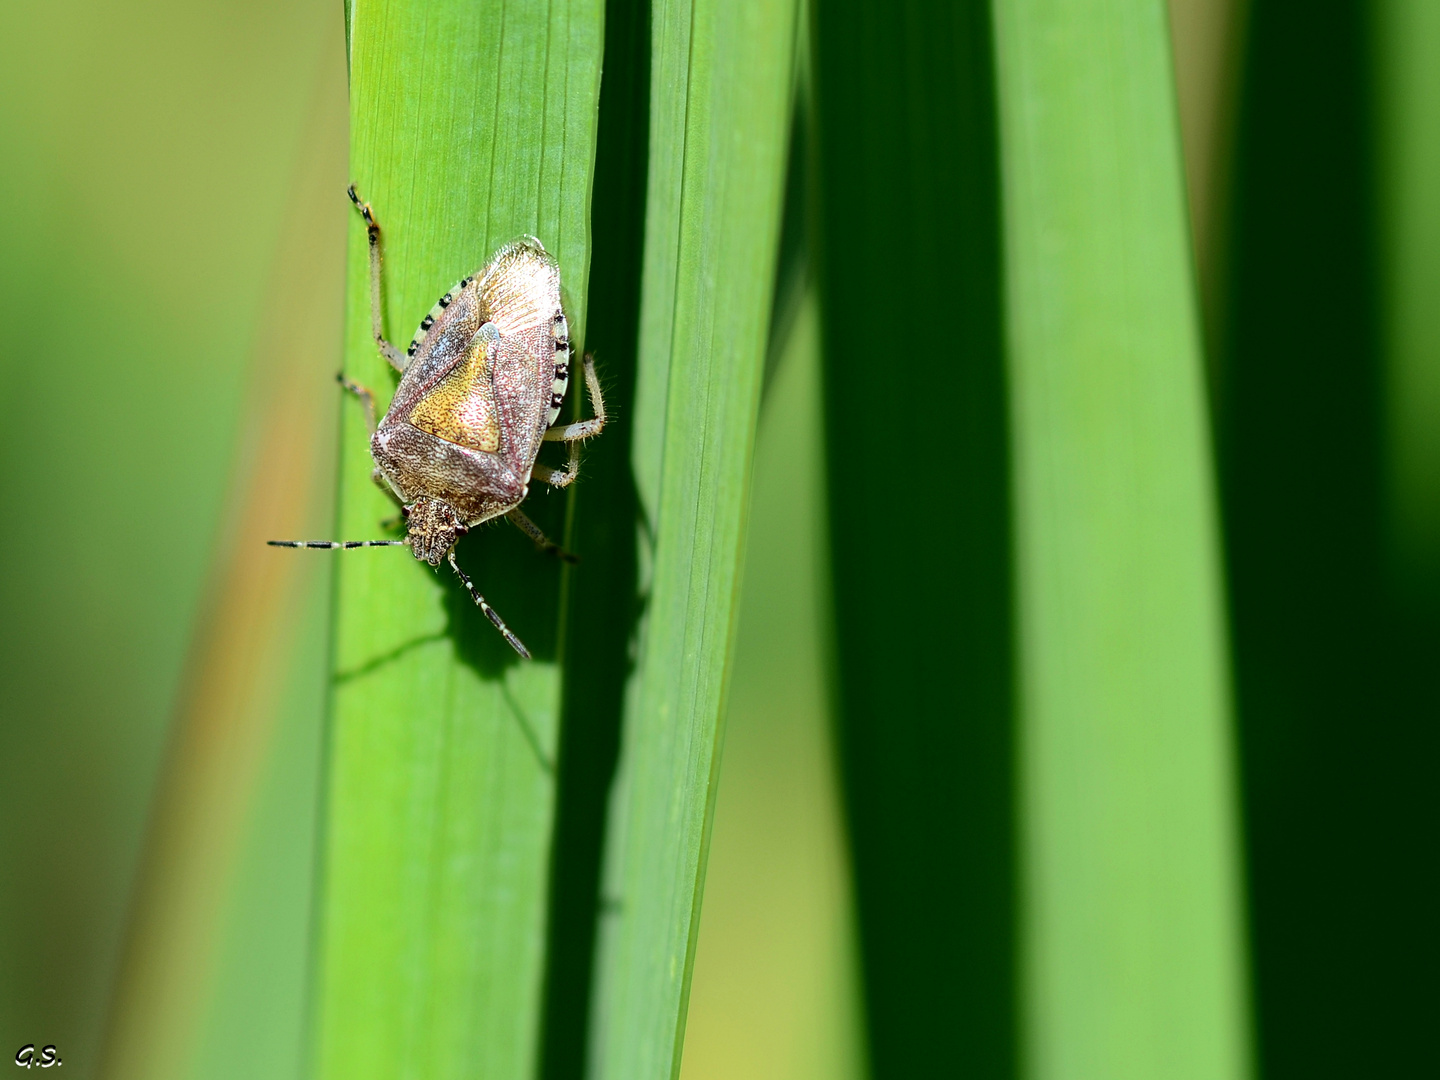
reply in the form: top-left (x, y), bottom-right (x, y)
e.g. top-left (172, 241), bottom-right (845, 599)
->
top-left (447, 551), bottom-right (531, 659)
top-left (267, 540), bottom-right (409, 550)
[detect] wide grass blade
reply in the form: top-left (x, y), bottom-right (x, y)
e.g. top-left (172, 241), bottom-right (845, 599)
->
top-left (993, 0), bottom-right (1250, 1076)
top-left (310, 3), bottom-right (602, 1078)
top-left (586, 0), bottom-right (798, 1076)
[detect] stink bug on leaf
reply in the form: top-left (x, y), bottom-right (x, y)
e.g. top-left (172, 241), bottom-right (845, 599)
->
top-left (270, 185), bottom-right (606, 659)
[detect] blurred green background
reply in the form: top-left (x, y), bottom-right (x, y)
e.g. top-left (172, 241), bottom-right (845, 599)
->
top-left (0, 0), bottom-right (1434, 1078)
top-left (0, 1), bottom-right (344, 1076)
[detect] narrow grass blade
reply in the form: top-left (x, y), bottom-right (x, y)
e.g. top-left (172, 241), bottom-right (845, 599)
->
top-left (586, 1), bottom-right (799, 1076)
top-left (1375, 0), bottom-right (1440, 591)
top-left (810, 3), bottom-right (1014, 1074)
top-left (993, 0), bottom-right (1250, 1076)
top-left (679, 291), bottom-right (867, 1080)
top-left (311, 3), bottom-right (602, 1079)
top-left (539, 0), bottom-right (652, 1075)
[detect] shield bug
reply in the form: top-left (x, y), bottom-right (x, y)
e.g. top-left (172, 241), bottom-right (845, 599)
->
top-left (270, 185), bottom-right (606, 659)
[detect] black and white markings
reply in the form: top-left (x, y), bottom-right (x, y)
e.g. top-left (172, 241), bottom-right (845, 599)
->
top-left (447, 550), bottom-right (531, 659)
top-left (266, 539), bottom-right (408, 550)
top-left (407, 275), bottom-right (476, 357)
top-left (546, 313), bottom-right (572, 428)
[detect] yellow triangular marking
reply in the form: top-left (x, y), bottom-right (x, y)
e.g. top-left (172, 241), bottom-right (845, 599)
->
top-left (407, 336), bottom-right (500, 452)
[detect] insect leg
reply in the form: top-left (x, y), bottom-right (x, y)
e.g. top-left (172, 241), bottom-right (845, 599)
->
top-left (531, 442), bottom-right (581, 489)
top-left (543, 353), bottom-right (607, 442)
top-left (337, 373), bottom-right (378, 434)
top-left (447, 551), bottom-right (531, 659)
top-left (347, 184), bottom-right (410, 374)
top-left (506, 507), bottom-right (578, 563)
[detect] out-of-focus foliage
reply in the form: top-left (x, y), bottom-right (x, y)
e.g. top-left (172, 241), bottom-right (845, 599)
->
top-left (100, 44), bottom-right (348, 1080)
top-left (1218, 1), bottom-right (1440, 1075)
top-left (0, 2), bottom-right (341, 1076)
top-left (2, 2), bottom-right (1435, 1080)
top-left (810, 1), bottom-right (1247, 1077)
top-left (993, 0), bottom-right (1248, 1072)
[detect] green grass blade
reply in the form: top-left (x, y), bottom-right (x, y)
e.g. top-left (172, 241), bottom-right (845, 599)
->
top-left (809, 3), bottom-right (1014, 1073)
top-left (311, 3), bottom-right (602, 1079)
top-left (538, 0), bottom-right (652, 1074)
top-left (586, 1), bottom-right (798, 1076)
top-left (1376, 0), bottom-right (1440, 591)
top-left (679, 291), bottom-right (868, 1080)
top-left (992, 1), bottom-right (1250, 1076)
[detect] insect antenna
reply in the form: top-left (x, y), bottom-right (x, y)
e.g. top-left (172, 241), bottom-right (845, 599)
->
top-left (446, 551), bottom-right (531, 660)
top-left (267, 540), bottom-right (409, 550)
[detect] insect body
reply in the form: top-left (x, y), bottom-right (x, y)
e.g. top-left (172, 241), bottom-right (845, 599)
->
top-left (270, 186), bottom-right (606, 659)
